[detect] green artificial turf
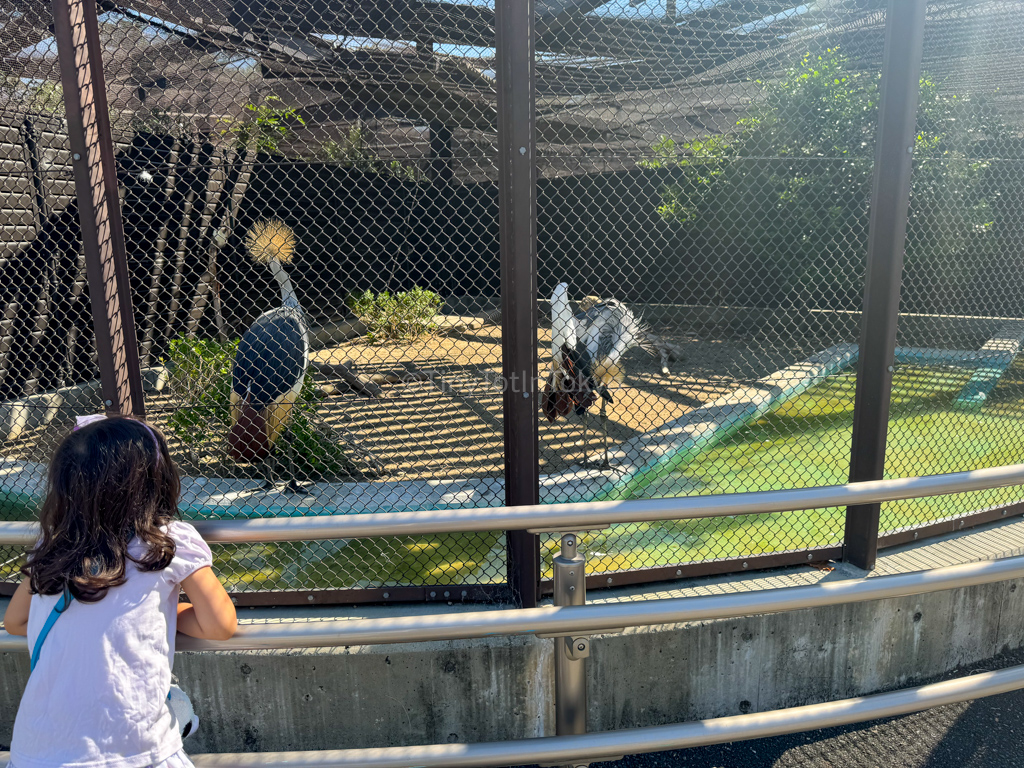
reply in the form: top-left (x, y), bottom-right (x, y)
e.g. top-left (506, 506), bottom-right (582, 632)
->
top-left (5, 363), bottom-right (1024, 590)
top-left (210, 531), bottom-right (506, 592)
top-left (560, 363), bottom-right (1024, 577)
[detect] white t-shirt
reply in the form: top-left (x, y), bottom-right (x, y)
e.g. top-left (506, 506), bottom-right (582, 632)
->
top-left (10, 521), bottom-right (213, 768)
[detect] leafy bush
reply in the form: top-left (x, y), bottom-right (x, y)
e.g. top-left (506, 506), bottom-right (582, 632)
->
top-left (347, 286), bottom-right (443, 344)
top-left (320, 124), bottom-right (421, 181)
top-left (0, 78), bottom-right (65, 117)
top-left (284, 376), bottom-right (358, 480)
top-left (165, 337), bottom-right (237, 453)
top-left (164, 337), bottom-right (355, 479)
top-left (222, 96), bottom-right (306, 156)
top-left (642, 47), bottom-right (1003, 310)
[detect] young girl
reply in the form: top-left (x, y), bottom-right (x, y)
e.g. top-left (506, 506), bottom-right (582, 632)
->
top-left (2, 415), bottom-right (237, 767)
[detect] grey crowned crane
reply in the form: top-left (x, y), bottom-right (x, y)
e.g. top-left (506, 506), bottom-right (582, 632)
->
top-left (542, 282), bottom-right (651, 468)
top-left (227, 219), bottom-right (310, 492)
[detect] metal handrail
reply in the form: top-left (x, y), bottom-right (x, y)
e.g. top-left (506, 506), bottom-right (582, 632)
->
top-left (3, 660), bottom-right (1024, 767)
top-left (0, 462), bottom-right (1022, 546)
top-left (3, 552), bottom-right (1023, 652)
top-left (2, 470), bottom-right (1022, 764)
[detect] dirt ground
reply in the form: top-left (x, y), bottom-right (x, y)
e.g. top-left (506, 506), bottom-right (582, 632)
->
top-left (1, 322), bottom-right (814, 482)
top-left (301, 323), bottom-right (740, 479)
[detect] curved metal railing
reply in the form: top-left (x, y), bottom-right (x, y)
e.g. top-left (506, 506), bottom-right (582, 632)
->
top-left (3, 553), bottom-right (1023, 653)
top-left (3, 464), bottom-right (1024, 766)
top-left (1, 462), bottom-right (1022, 546)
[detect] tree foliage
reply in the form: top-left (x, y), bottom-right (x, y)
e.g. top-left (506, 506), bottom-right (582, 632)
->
top-left (320, 124), bottom-right (422, 181)
top-left (0, 77), bottom-right (64, 117)
top-left (222, 96), bottom-right (307, 156)
top-left (642, 48), bottom-right (1003, 309)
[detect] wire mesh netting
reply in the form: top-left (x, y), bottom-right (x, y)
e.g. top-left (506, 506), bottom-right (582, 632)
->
top-left (535, 0), bottom-right (1024, 580)
top-left (884, 1), bottom-right (1024, 539)
top-left (535, 1), bottom-right (887, 579)
top-left (0, 18), bottom-right (88, 589)
top-left (1, 0), bottom-right (1023, 603)
top-left (0, 0), bottom-right (511, 600)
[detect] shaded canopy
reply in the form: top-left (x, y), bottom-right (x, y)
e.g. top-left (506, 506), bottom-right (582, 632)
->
top-left (2, 0), bottom-right (1022, 177)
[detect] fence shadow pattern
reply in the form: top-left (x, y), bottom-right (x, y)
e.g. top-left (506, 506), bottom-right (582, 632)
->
top-left (1, 0), bottom-right (1024, 605)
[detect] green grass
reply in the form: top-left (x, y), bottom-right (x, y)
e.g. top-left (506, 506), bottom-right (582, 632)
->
top-left (5, 362), bottom-right (1024, 589)
top-left (559, 363), bottom-right (1024, 577)
top-left (210, 532), bottom-right (505, 592)
top-left (0, 486), bottom-right (505, 591)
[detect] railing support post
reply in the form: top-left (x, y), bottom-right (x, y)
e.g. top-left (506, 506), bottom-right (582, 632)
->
top-left (496, 0), bottom-right (540, 606)
top-left (51, 0), bottom-right (145, 417)
top-left (553, 532), bottom-right (588, 754)
top-left (845, 0), bottom-right (927, 570)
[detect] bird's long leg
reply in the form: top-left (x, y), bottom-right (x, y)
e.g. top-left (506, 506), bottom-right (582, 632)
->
top-left (600, 397), bottom-right (610, 469)
top-left (282, 428), bottom-right (310, 496)
top-left (260, 438), bottom-right (276, 491)
top-left (580, 413), bottom-right (590, 466)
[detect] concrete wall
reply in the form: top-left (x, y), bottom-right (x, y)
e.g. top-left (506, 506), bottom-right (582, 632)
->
top-left (589, 579), bottom-right (1024, 731)
top-left (3, 576), bottom-right (1024, 752)
top-left (453, 296), bottom-right (1017, 351)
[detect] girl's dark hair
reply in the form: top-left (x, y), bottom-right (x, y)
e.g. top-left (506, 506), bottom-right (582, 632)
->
top-left (23, 416), bottom-right (181, 602)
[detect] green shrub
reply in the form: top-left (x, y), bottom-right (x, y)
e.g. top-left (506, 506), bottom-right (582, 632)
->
top-left (1, 78), bottom-right (64, 117)
top-left (164, 337), bottom-right (355, 479)
top-left (347, 286), bottom-right (443, 344)
top-left (165, 337), bottom-right (237, 452)
top-left (320, 124), bottom-right (422, 181)
top-left (222, 96), bottom-right (306, 156)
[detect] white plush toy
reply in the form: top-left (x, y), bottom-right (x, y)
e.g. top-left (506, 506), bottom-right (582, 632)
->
top-left (167, 684), bottom-right (199, 740)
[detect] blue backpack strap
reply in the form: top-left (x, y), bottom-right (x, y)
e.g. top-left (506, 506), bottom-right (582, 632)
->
top-left (30, 587), bottom-right (73, 672)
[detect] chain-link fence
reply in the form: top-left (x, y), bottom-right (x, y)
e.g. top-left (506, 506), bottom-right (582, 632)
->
top-left (882, 1), bottom-right (1024, 546)
top-left (0, 0), bottom-right (1023, 605)
top-left (534, 0), bottom-right (885, 585)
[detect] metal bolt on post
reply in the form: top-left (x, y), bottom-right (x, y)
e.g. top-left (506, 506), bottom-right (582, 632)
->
top-left (553, 533), bottom-right (589, 750)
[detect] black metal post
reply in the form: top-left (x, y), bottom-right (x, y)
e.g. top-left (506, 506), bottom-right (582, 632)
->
top-left (429, 124), bottom-right (454, 184)
top-left (845, 0), bottom-right (927, 570)
top-left (496, 0), bottom-right (540, 607)
top-left (52, 0), bottom-right (146, 417)
top-left (21, 118), bottom-right (48, 225)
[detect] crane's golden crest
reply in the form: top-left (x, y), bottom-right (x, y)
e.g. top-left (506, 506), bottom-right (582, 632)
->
top-left (245, 219), bottom-right (297, 265)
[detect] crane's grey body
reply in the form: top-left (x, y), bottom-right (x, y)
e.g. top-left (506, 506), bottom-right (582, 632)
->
top-left (232, 306), bottom-right (309, 407)
top-left (228, 220), bottom-right (310, 492)
top-left (546, 283), bottom-right (650, 467)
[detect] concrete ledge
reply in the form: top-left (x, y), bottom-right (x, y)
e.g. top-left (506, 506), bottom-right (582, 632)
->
top-left (450, 297), bottom-right (1022, 347)
top-left (590, 343), bottom-right (859, 502)
top-left (953, 321), bottom-right (1024, 410)
top-left (0, 368), bottom-right (168, 442)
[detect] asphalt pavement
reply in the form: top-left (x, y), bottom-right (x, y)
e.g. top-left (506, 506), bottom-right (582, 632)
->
top-left (519, 648), bottom-right (1024, 768)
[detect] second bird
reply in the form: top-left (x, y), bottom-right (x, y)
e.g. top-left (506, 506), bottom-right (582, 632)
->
top-left (542, 282), bottom-right (650, 468)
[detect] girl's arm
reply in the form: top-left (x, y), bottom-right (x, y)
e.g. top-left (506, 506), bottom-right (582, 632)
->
top-left (3, 580), bottom-right (31, 636)
top-left (177, 566), bottom-right (237, 641)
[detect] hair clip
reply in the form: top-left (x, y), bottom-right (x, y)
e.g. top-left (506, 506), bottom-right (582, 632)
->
top-left (74, 414), bottom-right (107, 431)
